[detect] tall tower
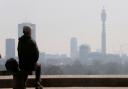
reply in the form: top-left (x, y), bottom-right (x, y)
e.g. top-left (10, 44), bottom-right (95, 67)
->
top-left (70, 37), bottom-right (78, 59)
top-left (101, 8), bottom-right (107, 54)
top-left (18, 23), bottom-right (36, 40)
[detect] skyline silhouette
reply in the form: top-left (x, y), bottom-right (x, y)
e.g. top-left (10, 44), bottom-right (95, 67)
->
top-left (0, 0), bottom-right (128, 56)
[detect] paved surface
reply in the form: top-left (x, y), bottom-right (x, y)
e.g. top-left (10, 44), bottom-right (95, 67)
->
top-left (3, 88), bottom-right (128, 89)
top-left (44, 87), bottom-right (128, 89)
top-left (2, 75), bottom-right (128, 79)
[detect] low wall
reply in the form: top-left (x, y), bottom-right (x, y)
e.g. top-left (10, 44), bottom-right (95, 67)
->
top-left (1, 75), bottom-right (128, 88)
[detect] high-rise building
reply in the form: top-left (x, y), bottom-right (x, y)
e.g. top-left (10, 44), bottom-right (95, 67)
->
top-left (70, 37), bottom-right (78, 59)
top-left (101, 8), bottom-right (107, 54)
top-left (79, 44), bottom-right (91, 60)
top-left (18, 23), bottom-right (36, 40)
top-left (6, 39), bottom-right (15, 59)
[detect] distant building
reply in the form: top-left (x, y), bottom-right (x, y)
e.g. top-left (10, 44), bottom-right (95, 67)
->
top-left (79, 44), bottom-right (91, 60)
top-left (18, 23), bottom-right (36, 40)
top-left (70, 37), bottom-right (78, 59)
top-left (39, 53), bottom-right (71, 66)
top-left (101, 8), bottom-right (107, 54)
top-left (6, 39), bottom-right (15, 59)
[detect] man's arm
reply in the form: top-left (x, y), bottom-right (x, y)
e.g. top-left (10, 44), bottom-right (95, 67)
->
top-left (32, 40), bottom-right (39, 62)
top-left (35, 42), bottom-right (39, 60)
top-left (17, 39), bottom-right (21, 59)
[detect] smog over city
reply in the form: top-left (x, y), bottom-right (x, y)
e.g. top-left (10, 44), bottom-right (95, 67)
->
top-left (0, 0), bottom-right (128, 75)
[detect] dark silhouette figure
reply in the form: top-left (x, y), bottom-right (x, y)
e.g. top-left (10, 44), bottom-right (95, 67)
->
top-left (0, 54), bottom-right (1, 58)
top-left (5, 58), bottom-right (24, 89)
top-left (5, 58), bottom-right (19, 73)
top-left (18, 26), bottom-right (42, 89)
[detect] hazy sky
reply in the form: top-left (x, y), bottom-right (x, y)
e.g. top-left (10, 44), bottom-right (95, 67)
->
top-left (0, 0), bottom-right (128, 56)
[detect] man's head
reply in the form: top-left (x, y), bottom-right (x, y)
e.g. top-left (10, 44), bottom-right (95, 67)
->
top-left (5, 58), bottom-right (19, 73)
top-left (23, 26), bottom-right (31, 37)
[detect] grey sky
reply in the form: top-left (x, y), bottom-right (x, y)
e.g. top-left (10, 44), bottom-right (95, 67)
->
top-left (0, 0), bottom-right (128, 56)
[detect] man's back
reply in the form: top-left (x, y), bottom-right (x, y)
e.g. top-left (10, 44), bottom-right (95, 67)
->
top-left (18, 35), bottom-right (39, 70)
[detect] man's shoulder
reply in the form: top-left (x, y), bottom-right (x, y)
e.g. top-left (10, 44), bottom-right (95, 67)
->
top-left (18, 35), bottom-right (26, 41)
top-left (29, 38), bottom-right (36, 42)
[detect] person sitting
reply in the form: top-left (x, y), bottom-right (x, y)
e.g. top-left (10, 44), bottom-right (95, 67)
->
top-left (5, 58), bottom-right (24, 89)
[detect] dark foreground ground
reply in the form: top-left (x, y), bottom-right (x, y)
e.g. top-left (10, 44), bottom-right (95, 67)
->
top-left (3, 88), bottom-right (128, 89)
top-left (2, 75), bottom-right (128, 89)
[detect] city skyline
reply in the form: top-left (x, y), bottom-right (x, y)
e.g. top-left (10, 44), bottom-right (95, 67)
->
top-left (1, 0), bottom-right (128, 56)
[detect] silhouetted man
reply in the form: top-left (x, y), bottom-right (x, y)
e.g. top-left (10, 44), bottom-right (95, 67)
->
top-left (18, 26), bottom-right (42, 89)
top-left (0, 54), bottom-right (1, 58)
